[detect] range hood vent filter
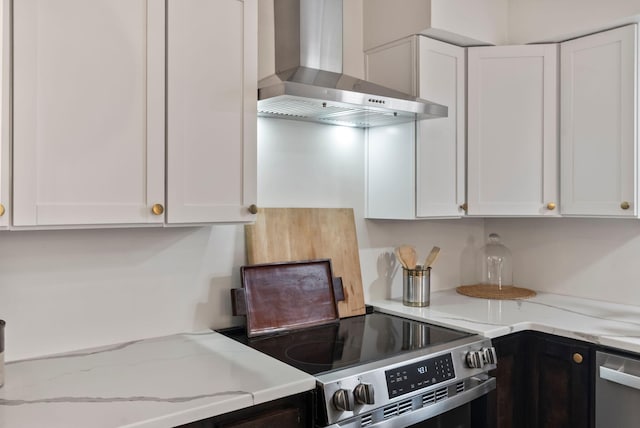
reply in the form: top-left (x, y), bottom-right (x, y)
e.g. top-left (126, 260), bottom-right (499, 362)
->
top-left (259, 95), bottom-right (426, 128)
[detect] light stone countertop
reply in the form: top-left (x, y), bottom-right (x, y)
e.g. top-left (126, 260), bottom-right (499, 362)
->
top-left (0, 331), bottom-right (316, 428)
top-left (3, 290), bottom-right (639, 428)
top-left (371, 289), bottom-right (640, 354)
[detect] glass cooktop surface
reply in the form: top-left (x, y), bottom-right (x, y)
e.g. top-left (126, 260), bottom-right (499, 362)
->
top-left (219, 312), bottom-right (472, 375)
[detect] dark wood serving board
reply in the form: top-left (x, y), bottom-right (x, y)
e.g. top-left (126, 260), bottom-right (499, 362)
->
top-left (232, 259), bottom-right (339, 337)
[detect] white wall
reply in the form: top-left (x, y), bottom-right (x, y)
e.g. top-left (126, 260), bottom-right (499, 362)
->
top-left (508, 0), bottom-right (640, 44)
top-left (485, 218), bottom-right (640, 307)
top-left (258, 118), bottom-right (486, 303)
top-left (343, 0), bottom-right (365, 78)
top-left (363, 0), bottom-right (508, 51)
top-left (257, 0), bottom-right (275, 80)
top-left (430, 0), bottom-right (509, 45)
top-left (363, 0), bottom-right (431, 51)
top-left (0, 226), bottom-right (247, 361)
top-left (0, 119), bottom-right (485, 362)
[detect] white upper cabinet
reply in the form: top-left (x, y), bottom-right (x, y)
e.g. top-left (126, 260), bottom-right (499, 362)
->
top-left (365, 36), bottom-right (465, 219)
top-left (0, 0), bottom-right (10, 228)
top-left (416, 37), bottom-right (466, 218)
top-left (12, 0), bottom-right (256, 227)
top-left (13, 0), bottom-right (166, 227)
top-left (467, 44), bottom-right (559, 216)
top-left (166, 0), bottom-right (256, 224)
top-left (560, 24), bottom-right (637, 217)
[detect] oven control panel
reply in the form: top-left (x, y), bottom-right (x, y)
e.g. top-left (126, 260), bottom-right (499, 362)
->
top-left (385, 353), bottom-right (455, 398)
top-left (316, 337), bottom-right (496, 426)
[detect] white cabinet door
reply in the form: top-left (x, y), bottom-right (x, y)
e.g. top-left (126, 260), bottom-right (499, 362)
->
top-left (365, 36), bottom-right (465, 219)
top-left (0, 0), bottom-right (10, 228)
top-left (13, 0), bottom-right (165, 226)
top-left (467, 44), bottom-right (558, 216)
top-left (560, 25), bottom-right (637, 217)
top-left (416, 36), bottom-right (466, 218)
top-left (166, 0), bottom-right (257, 224)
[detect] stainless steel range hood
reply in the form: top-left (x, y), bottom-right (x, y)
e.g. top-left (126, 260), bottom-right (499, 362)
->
top-left (258, 0), bottom-right (447, 128)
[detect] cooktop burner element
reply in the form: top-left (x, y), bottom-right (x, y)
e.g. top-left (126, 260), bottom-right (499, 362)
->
top-left (284, 340), bottom-right (361, 368)
top-left (220, 311), bottom-right (496, 427)
top-left (222, 312), bottom-right (472, 376)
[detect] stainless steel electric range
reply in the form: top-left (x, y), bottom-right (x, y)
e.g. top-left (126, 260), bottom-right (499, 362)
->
top-left (220, 310), bottom-right (496, 428)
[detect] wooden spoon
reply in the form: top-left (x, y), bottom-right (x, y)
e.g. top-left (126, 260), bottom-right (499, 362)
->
top-left (423, 246), bottom-right (441, 268)
top-left (394, 247), bottom-right (408, 269)
top-left (398, 245), bottom-right (417, 269)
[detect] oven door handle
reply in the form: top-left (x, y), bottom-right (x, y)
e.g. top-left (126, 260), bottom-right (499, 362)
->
top-left (326, 376), bottom-right (496, 428)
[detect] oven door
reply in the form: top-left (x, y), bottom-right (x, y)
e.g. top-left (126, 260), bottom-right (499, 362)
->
top-left (324, 376), bottom-right (495, 428)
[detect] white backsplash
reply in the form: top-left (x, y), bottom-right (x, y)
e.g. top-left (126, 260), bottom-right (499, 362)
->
top-left (0, 226), bottom-right (247, 361)
top-left (257, 118), bottom-right (486, 301)
top-left (485, 217), bottom-right (640, 307)
top-left (2, 118), bottom-right (640, 361)
top-left (0, 119), bottom-right (484, 361)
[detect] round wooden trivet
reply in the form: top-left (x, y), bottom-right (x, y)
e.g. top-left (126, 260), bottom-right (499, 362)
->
top-left (456, 284), bottom-right (537, 300)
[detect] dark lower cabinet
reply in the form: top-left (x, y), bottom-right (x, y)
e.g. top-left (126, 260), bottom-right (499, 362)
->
top-left (485, 332), bottom-right (529, 428)
top-left (530, 333), bottom-right (593, 428)
top-left (486, 331), bottom-right (594, 428)
top-left (177, 392), bottom-right (313, 428)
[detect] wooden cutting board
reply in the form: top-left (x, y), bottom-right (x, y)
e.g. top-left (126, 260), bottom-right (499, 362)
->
top-left (245, 208), bottom-right (366, 317)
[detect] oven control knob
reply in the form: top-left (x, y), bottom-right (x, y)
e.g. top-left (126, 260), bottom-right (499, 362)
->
top-left (483, 347), bottom-right (498, 365)
top-left (354, 383), bottom-right (375, 405)
top-left (465, 351), bottom-right (484, 369)
top-left (332, 388), bottom-right (355, 412)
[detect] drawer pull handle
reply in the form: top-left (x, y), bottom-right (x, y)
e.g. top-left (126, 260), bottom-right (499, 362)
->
top-left (572, 353), bottom-right (583, 364)
top-left (621, 201), bottom-right (631, 210)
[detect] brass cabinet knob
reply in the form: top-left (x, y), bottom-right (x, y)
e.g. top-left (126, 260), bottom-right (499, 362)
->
top-left (621, 201), bottom-right (631, 210)
top-left (151, 204), bottom-right (164, 215)
top-left (248, 204), bottom-right (258, 215)
top-left (572, 353), bottom-right (583, 364)
top-left (459, 203), bottom-right (468, 212)
top-left (0, 203), bottom-right (4, 217)
top-left (546, 202), bottom-right (556, 210)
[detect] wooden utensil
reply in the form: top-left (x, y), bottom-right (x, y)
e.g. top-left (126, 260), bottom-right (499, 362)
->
top-left (394, 247), bottom-right (408, 269)
top-left (245, 208), bottom-right (366, 317)
top-left (397, 245), bottom-right (417, 269)
top-left (424, 246), bottom-right (441, 268)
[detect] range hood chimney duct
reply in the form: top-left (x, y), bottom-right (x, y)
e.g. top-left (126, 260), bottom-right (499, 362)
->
top-left (258, 0), bottom-right (448, 128)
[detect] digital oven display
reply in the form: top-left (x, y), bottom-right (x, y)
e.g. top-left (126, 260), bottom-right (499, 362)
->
top-left (385, 353), bottom-right (456, 399)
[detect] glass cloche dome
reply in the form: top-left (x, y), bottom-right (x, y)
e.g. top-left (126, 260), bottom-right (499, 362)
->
top-left (478, 233), bottom-right (513, 289)
top-left (457, 233), bottom-right (536, 300)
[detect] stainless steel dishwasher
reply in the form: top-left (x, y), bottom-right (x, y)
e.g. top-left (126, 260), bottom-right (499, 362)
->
top-left (596, 350), bottom-right (640, 428)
